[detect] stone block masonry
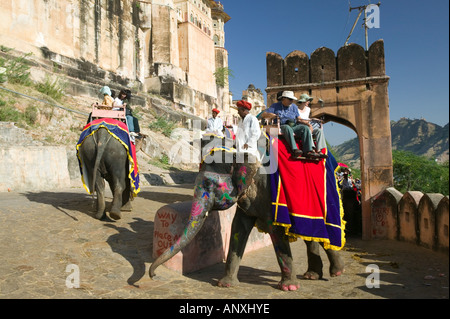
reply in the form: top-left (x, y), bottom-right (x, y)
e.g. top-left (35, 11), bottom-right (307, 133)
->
top-left (153, 201), bottom-right (272, 274)
top-left (372, 188), bottom-right (449, 254)
top-left (0, 122), bottom-right (71, 192)
top-left (265, 40), bottom-right (392, 240)
top-left (0, 146), bottom-right (71, 192)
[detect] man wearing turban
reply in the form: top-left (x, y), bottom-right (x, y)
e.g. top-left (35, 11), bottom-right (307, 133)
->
top-left (206, 108), bottom-right (224, 136)
top-left (235, 100), bottom-right (261, 158)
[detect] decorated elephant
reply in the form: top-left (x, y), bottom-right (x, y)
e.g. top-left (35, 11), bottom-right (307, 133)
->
top-left (150, 134), bottom-right (344, 290)
top-left (76, 119), bottom-right (140, 220)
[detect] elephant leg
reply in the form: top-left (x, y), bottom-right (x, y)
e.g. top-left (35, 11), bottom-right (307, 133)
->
top-left (121, 178), bottom-right (132, 212)
top-left (303, 241), bottom-right (345, 279)
top-left (95, 177), bottom-right (106, 220)
top-left (270, 226), bottom-right (299, 291)
top-left (218, 208), bottom-right (256, 288)
top-left (303, 240), bottom-right (323, 280)
top-left (324, 246), bottom-right (345, 277)
top-left (109, 183), bottom-right (124, 220)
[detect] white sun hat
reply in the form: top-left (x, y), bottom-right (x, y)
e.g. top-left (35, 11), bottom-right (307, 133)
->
top-left (280, 91), bottom-right (297, 100)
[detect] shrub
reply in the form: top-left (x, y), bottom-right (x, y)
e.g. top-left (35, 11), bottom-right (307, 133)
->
top-left (0, 103), bottom-right (22, 122)
top-left (148, 115), bottom-right (176, 137)
top-left (35, 75), bottom-right (67, 101)
top-left (0, 49), bottom-right (33, 85)
top-left (24, 105), bottom-right (38, 125)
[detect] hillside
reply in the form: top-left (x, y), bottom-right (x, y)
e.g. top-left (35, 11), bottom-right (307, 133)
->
top-left (0, 81), bottom-right (201, 188)
top-left (331, 118), bottom-right (449, 167)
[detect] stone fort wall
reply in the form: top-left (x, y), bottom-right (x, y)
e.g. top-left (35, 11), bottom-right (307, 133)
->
top-left (372, 188), bottom-right (449, 254)
top-left (0, 0), bottom-right (229, 117)
top-left (266, 40), bottom-right (386, 102)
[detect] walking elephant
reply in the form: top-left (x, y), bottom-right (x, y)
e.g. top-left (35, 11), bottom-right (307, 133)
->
top-left (77, 126), bottom-right (135, 220)
top-left (150, 134), bottom-right (344, 291)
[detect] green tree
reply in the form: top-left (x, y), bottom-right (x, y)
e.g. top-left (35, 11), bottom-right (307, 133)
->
top-left (392, 150), bottom-right (449, 195)
top-left (214, 67), bottom-right (234, 88)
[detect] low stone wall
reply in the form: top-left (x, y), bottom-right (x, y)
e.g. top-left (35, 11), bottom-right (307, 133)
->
top-left (152, 201), bottom-right (272, 274)
top-left (0, 146), bottom-right (71, 192)
top-left (0, 122), bottom-right (72, 192)
top-left (371, 187), bottom-right (449, 253)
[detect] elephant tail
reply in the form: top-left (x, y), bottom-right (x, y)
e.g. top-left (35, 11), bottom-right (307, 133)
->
top-left (90, 128), bottom-right (111, 193)
top-left (149, 208), bottom-right (209, 278)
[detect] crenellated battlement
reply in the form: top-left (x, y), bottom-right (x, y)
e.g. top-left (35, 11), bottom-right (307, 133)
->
top-left (266, 40), bottom-right (386, 89)
top-left (265, 39), bottom-right (393, 239)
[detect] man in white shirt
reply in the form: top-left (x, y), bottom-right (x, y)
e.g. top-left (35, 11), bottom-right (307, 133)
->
top-left (235, 100), bottom-right (261, 159)
top-left (206, 108), bottom-right (224, 136)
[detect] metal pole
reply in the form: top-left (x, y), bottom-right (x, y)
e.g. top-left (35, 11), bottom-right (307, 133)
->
top-left (344, 8), bottom-right (364, 46)
top-left (364, 7), bottom-right (369, 50)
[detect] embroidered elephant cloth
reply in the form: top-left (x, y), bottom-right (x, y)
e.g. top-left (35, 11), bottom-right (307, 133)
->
top-left (76, 118), bottom-right (140, 196)
top-left (270, 137), bottom-right (345, 250)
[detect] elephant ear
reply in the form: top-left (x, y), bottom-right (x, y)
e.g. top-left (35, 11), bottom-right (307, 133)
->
top-left (232, 154), bottom-right (261, 197)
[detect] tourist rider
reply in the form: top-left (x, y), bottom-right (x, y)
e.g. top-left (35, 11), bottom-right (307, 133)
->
top-left (100, 86), bottom-right (114, 107)
top-left (260, 91), bottom-right (319, 159)
top-left (113, 89), bottom-right (139, 138)
top-left (296, 93), bottom-right (328, 158)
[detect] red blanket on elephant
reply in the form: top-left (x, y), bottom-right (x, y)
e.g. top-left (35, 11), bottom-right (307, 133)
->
top-left (270, 137), bottom-right (345, 250)
top-left (76, 118), bottom-right (140, 196)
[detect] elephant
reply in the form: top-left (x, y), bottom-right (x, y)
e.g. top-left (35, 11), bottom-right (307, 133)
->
top-left (77, 126), bottom-right (134, 220)
top-left (149, 134), bottom-right (344, 291)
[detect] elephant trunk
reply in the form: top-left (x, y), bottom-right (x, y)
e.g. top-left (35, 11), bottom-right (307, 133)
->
top-left (149, 195), bottom-right (213, 278)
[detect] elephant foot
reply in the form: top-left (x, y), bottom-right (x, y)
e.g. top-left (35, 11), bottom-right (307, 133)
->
top-left (121, 201), bottom-right (132, 212)
top-left (95, 211), bottom-right (106, 220)
top-left (110, 211), bottom-right (122, 220)
top-left (277, 280), bottom-right (300, 291)
top-left (218, 276), bottom-right (239, 288)
top-left (303, 270), bottom-right (322, 280)
top-left (302, 270), bottom-right (322, 280)
top-left (330, 266), bottom-right (345, 277)
top-left (329, 255), bottom-right (345, 277)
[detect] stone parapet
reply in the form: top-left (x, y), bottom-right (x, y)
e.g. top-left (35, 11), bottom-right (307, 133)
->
top-left (371, 188), bottom-right (449, 254)
top-left (0, 145), bottom-right (71, 192)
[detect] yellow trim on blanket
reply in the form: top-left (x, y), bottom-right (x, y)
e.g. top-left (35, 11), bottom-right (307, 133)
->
top-left (76, 123), bottom-right (140, 196)
top-left (273, 174), bottom-right (283, 222)
top-left (333, 162), bottom-right (346, 248)
top-left (270, 148), bottom-right (347, 250)
top-left (200, 146), bottom-right (236, 164)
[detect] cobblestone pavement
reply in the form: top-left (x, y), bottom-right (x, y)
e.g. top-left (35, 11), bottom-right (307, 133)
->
top-left (0, 185), bottom-right (448, 301)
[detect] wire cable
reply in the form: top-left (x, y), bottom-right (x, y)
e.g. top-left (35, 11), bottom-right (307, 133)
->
top-left (0, 85), bottom-right (89, 116)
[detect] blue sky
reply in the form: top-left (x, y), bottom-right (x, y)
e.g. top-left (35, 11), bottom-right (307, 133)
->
top-left (222, 0), bottom-right (449, 145)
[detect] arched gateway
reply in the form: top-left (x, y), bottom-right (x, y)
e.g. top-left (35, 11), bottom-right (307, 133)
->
top-left (266, 40), bottom-right (393, 239)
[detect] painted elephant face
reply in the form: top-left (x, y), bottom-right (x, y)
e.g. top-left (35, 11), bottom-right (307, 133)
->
top-left (149, 135), bottom-right (261, 277)
top-left (197, 135), bottom-right (261, 209)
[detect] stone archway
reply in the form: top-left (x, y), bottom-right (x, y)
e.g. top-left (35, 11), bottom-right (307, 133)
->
top-left (266, 40), bottom-right (393, 240)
